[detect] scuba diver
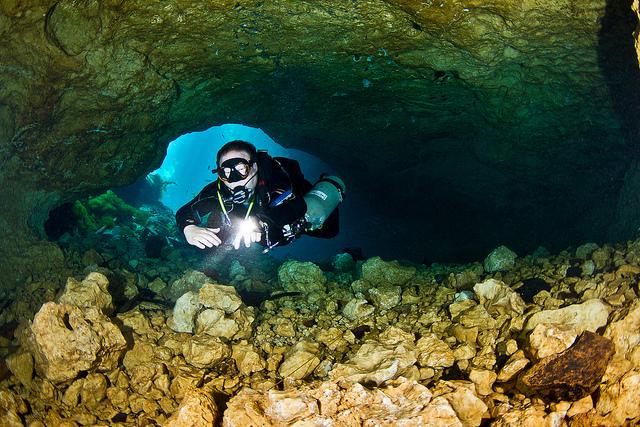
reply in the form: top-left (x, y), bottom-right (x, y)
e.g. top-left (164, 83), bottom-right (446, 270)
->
top-left (175, 140), bottom-right (345, 252)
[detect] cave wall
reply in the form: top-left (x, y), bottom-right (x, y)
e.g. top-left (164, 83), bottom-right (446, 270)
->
top-left (0, 0), bottom-right (639, 288)
top-left (611, 0), bottom-right (640, 242)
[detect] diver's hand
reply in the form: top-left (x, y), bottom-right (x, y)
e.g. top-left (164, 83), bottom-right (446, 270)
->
top-left (183, 225), bottom-right (222, 249)
top-left (233, 218), bottom-right (262, 250)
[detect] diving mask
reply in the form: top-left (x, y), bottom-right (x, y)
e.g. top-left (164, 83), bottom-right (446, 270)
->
top-left (215, 157), bottom-right (255, 183)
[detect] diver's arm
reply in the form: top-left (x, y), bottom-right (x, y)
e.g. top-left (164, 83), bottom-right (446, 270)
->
top-left (175, 183), bottom-right (223, 248)
top-left (175, 182), bottom-right (218, 230)
top-left (259, 197), bottom-right (307, 229)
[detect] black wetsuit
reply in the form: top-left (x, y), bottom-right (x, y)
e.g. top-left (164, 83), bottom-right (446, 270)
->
top-left (175, 151), bottom-right (339, 248)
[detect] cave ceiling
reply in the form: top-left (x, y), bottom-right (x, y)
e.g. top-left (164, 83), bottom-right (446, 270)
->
top-left (0, 0), bottom-right (639, 267)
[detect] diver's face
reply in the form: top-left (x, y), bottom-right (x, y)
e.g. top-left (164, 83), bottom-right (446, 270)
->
top-left (218, 149), bottom-right (258, 190)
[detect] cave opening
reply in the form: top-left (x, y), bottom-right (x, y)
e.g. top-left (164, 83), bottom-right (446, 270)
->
top-left (136, 123), bottom-right (369, 262)
top-left (44, 124), bottom-right (377, 264)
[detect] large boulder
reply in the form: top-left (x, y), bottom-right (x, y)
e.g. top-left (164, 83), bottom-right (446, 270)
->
top-left (528, 323), bottom-right (578, 360)
top-left (166, 388), bottom-right (219, 427)
top-left (167, 291), bottom-right (202, 333)
top-left (57, 272), bottom-right (114, 314)
top-left (360, 257), bottom-right (416, 287)
top-left (329, 327), bottom-right (417, 386)
top-left (278, 341), bottom-right (321, 380)
top-left (483, 246), bottom-right (517, 273)
top-left (277, 260), bottom-right (327, 294)
top-left (24, 302), bottom-right (126, 383)
top-left (473, 278), bottom-right (526, 316)
top-left (182, 334), bottom-right (231, 369)
top-left (232, 342), bottom-right (266, 376)
top-left (603, 299), bottom-right (640, 364)
top-left (524, 299), bottom-right (610, 333)
top-left (368, 285), bottom-right (403, 310)
top-left (416, 333), bottom-right (455, 369)
top-left (518, 331), bottom-right (615, 401)
top-left (168, 284), bottom-right (255, 340)
top-left (199, 284), bottom-right (243, 313)
top-left (164, 270), bottom-right (211, 302)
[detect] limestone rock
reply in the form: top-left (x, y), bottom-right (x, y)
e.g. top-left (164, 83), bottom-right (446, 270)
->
top-left (575, 242), bottom-right (599, 259)
top-left (5, 351), bottom-right (33, 387)
top-left (528, 323), bottom-right (578, 360)
top-left (230, 305), bottom-right (255, 340)
top-left (122, 341), bottom-right (155, 371)
top-left (434, 381), bottom-right (489, 427)
top-left (166, 389), bottom-right (218, 427)
top-left (223, 379), bottom-right (465, 427)
top-left (273, 318), bottom-right (296, 337)
top-left (524, 299), bottom-right (610, 333)
top-left (169, 366), bottom-right (206, 401)
top-left (278, 341), bottom-right (320, 380)
top-left (604, 299), bottom-right (640, 363)
top-left (199, 284), bottom-right (243, 314)
top-left (80, 373), bottom-right (108, 410)
top-left (492, 405), bottom-right (567, 427)
top-left (450, 299), bottom-right (477, 319)
top-left (473, 278), bottom-right (526, 316)
top-left (368, 285), bottom-right (402, 310)
top-left (232, 342), bottom-right (266, 376)
top-left (168, 291), bottom-right (201, 333)
top-left (519, 331), bottom-right (615, 401)
top-left (25, 302), bottom-right (126, 383)
top-left (195, 308), bottom-right (225, 334)
top-left (331, 252), bottom-right (355, 272)
top-left (416, 333), bottom-right (455, 369)
top-left (182, 334), bottom-right (230, 369)
top-left (81, 249), bottom-right (104, 267)
top-left (453, 290), bottom-right (475, 303)
top-left (62, 378), bottom-right (82, 408)
top-left (458, 304), bottom-right (497, 330)
top-left (497, 350), bottom-right (529, 382)
top-left (117, 308), bottom-right (159, 338)
top-left (567, 395), bottom-right (593, 418)
top-left (483, 246), bottom-right (517, 273)
top-left (342, 297), bottom-right (375, 320)
top-left (278, 260), bottom-right (326, 293)
top-left (57, 272), bottom-right (114, 314)
top-left (596, 370), bottom-right (640, 425)
top-left (316, 327), bottom-right (353, 352)
top-left (379, 326), bottom-right (415, 347)
top-left (581, 260), bottom-right (596, 276)
top-left (469, 369), bottom-right (496, 396)
top-left (329, 338), bottom-right (416, 386)
top-left (591, 247), bottom-right (612, 270)
top-left (189, 289), bottom-right (255, 340)
top-left (360, 257), bottom-right (416, 286)
top-left (164, 270), bottom-right (211, 302)
top-left (448, 266), bottom-right (483, 290)
top-left (0, 390), bottom-right (25, 427)
top-left (148, 277), bottom-right (167, 294)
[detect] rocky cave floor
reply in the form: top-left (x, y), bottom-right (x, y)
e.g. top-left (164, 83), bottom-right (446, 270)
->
top-left (1, 220), bottom-right (640, 426)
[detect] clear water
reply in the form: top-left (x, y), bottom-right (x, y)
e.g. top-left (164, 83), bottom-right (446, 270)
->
top-left (147, 123), bottom-right (374, 262)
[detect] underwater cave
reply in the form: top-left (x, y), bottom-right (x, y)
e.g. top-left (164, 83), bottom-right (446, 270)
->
top-left (1, 0), bottom-right (640, 425)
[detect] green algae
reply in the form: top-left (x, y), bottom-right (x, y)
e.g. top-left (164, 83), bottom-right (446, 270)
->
top-left (73, 190), bottom-right (151, 233)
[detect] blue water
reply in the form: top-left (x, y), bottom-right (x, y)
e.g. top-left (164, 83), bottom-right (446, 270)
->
top-left (150, 124), bottom-right (369, 262)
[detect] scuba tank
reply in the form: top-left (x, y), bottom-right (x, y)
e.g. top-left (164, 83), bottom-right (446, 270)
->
top-left (303, 175), bottom-right (346, 230)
